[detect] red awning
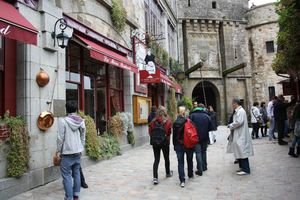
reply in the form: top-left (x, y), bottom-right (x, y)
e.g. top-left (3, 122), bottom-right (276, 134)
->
top-left (140, 68), bottom-right (173, 87)
top-left (0, 0), bottom-right (38, 45)
top-left (76, 35), bottom-right (138, 73)
top-left (172, 83), bottom-right (182, 94)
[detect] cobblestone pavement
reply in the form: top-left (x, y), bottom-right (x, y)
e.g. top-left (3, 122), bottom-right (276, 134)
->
top-left (10, 127), bottom-right (300, 200)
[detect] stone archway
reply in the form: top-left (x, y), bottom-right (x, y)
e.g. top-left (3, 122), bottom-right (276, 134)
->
top-left (192, 81), bottom-right (221, 118)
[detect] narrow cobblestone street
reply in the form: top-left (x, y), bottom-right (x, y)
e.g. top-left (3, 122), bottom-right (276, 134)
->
top-left (10, 127), bottom-right (300, 200)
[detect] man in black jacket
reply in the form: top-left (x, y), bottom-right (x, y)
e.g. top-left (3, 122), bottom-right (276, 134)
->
top-left (274, 95), bottom-right (296, 145)
top-left (189, 104), bottom-right (213, 175)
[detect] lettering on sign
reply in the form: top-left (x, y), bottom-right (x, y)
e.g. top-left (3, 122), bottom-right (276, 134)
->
top-left (0, 25), bottom-right (11, 36)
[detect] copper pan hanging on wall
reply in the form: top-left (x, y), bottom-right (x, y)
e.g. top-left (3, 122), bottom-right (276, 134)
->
top-left (37, 69), bottom-right (58, 131)
top-left (37, 111), bottom-right (54, 131)
top-left (36, 69), bottom-right (50, 87)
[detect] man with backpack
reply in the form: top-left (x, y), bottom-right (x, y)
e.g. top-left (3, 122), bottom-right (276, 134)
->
top-left (173, 106), bottom-right (196, 187)
top-left (149, 106), bottom-right (173, 185)
top-left (189, 104), bottom-right (213, 176)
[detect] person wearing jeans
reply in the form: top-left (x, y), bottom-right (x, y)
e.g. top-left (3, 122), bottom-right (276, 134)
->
top-left (189, 104), bottom-right (213, 176)
top-left (149, 106), bottom-right (173, 185)
top-left (57, 101), bottom-right (86, 200)
top-left (173, 106), bottom-right (194, 187)
top-left (251, 102), bottom-right (261, 139)
top-left (267, 96), bottom-right (277, 141)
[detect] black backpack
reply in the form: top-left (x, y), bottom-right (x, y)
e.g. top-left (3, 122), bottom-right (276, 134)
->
top-left (150, 121), bottom-right (167, 147)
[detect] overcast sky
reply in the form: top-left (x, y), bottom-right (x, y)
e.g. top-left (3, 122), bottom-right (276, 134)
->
top-left (248, 0), bottom-right (276, 7)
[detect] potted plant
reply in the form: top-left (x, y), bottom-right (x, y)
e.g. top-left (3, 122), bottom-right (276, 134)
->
top-left (0, 118), bottom-right (9, 141)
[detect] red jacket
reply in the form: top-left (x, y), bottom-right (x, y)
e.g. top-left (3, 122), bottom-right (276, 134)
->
top-left (149, 116), bottom-right (172, 144)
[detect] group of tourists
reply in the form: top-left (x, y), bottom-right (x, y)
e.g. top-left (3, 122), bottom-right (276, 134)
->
top-left (55, 94), bottom-right (300, 199)
top-left (250, 94), bottom-right (300, 156)
top-left (148, 98), bottom-right (253, 188)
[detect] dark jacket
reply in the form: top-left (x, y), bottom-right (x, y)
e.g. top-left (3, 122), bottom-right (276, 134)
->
top-left (208, 111), bottom-right (218, 131)
top-left (172, 116), bottom-right (187, 146)
top-left (148, 111), bottom-right (156, 123)
top-left (189, 110), bottom-right (213, 143)
top-left (274, 99), bottom-right (296, 121)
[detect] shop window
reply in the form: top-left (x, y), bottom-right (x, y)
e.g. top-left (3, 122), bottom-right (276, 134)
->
top-left (66, 41), bottom-right (125, 134)
top-left (109, 67), bottom-right (124, 116)
top-left (212, 1), bottom-right (217, 9)
top-left (266, 41), bottom-right (275, 53)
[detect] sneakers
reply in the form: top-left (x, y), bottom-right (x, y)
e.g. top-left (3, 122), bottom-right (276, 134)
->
top-left (180, 182), bottom-right (185, 188)
top-left (81, 182), bottom-right (88, 189)
top-left (237, 171), bottom-right (249, 176)
top-left (153, 178), bottom-right (159, 185)
top-left (166, 171), bottom-right (173, 178)
top-left (236, 168), bottom-right (243, 172)
top-left (73, 196), bottom-right (79, 200)
top-left (195, 171), bottom-right (203, 176)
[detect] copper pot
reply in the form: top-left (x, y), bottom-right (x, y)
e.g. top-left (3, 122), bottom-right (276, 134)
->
top-left (37, 111), bottom-right (54, 131)
top-left (36, 70), bottom-right (50, 87)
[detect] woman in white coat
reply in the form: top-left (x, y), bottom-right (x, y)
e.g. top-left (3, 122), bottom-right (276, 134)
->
top-left (228, 99), bottom-right (254, 175)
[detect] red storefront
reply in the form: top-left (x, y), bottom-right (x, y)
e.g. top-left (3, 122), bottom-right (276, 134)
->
top-left (0, 0), bottom-right (38, 116)
top-left (64, 15), bottom-right (137, 133)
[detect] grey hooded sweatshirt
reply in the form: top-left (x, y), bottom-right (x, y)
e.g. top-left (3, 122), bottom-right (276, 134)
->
top-left (57, 113), bottom-right (86, 155)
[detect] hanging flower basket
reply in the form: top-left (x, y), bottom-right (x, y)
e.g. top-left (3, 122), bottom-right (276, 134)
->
top-left (0, 124), bottom-right (10, 140)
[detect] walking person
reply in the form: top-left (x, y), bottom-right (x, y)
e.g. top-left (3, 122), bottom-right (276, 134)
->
top-left (57, 101), bottom-right (86, 200)
top-left (260, 102), bottom-right (268, 137)
top-left (267, 96), bottom-right (278, 141)
top-left (288, 102), bottom-right (300, 157)
top-left (149, 106), bottom-right (173, 185)
top-left (274, 95), bottom-right (296, 145)
top-left (250, 102), bottom-right (261, 139)
top-left (173, 106), bottom-right (194, 187)
top-left (208, 105), bottom-right (218, 144)
top-left (228, 99), bottom-right (254, 175)
top-left (148, 106), bottom-right (157, 123)
top-left (189, 104), bottom-right (213, 175)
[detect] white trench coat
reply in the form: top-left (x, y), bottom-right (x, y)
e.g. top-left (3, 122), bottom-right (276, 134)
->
top-left (227, 106), bottom-right (254, 159)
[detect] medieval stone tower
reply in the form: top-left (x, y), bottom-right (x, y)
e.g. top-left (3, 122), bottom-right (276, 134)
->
top-left (177, 0), bottom-right (252, 123)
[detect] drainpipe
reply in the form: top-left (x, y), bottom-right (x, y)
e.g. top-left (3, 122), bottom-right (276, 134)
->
top-left (219, 22), bottom-right (228, 122)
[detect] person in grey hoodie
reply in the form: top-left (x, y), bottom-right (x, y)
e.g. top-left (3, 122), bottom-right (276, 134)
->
top-left (57, 101), bottom-right (86, 200)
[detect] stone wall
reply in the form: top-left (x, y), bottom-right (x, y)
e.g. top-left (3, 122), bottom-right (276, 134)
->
top-left (177, 0), bottom-right (248, 21)
top-left (246, 3), bottom-right (284, 102)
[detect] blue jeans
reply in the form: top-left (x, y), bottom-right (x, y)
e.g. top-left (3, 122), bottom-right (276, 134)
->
top-left (291, 136), bottom-right (300, 148)
top-left (195, 142), bottom-right (208, 173)
top-left (60, 154), bottom-right (81, 200)
top-left (238, 158), bottom-right (251, 174)
top-left (269, 117), bottom-right (276, 141)
top-left (174, 144), bottom-right (194, 182)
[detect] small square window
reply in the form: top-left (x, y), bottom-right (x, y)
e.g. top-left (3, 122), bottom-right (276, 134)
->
top-left (266, 41), bottom-right (275, 53)
top-left (212, 1), bottom-right (217, 9)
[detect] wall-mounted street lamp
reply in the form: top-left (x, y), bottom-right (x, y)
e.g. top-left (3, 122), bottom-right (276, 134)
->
top-left (51, 18), bottom-right (72, 49)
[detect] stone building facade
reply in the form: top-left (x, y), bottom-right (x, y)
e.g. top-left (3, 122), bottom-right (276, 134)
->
top-left (0, 0), bottom-right (179, 199)
top-left (177, 0), bottom-right (252, 123)
top-left (177, 1), bottom-right (282, 123)
top-left (246, 3), bottom-right (284, 102)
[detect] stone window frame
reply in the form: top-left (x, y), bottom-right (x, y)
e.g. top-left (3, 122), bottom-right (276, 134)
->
top-left (266, 41), bottom-right (275, 53)
top-left (212, 1), bottom-right (217, 9)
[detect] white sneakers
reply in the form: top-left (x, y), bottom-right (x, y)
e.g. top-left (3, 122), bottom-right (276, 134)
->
top-left (236, 171), bottom-right (249, 176)
top-left (153, 178), bottom-right (159, 185)
top-left (180, 182), bottom-right (185, 188)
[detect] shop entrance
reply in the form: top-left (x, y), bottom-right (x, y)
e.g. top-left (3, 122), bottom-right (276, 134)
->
top-left (192, 81), bottom-right (220, 114)
top-left (148, 83), bottom-right (165, 107)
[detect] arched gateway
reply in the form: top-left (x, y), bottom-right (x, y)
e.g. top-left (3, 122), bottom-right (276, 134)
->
top-left (192, 81), bottom-right (221, 118)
